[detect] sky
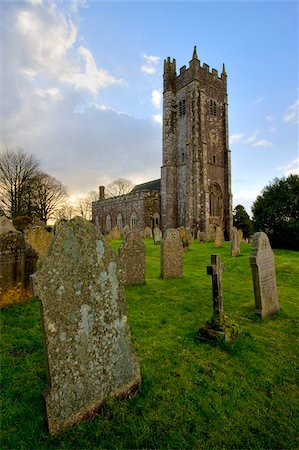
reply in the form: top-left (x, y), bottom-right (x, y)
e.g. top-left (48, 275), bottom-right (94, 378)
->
top-left (1, 0), bottom-right (298, 214)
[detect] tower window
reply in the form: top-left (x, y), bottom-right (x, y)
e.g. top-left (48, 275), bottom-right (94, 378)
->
top-left (179, 99), bottom-right (186, 116)
top-left (210, 100), bottom-right (217, 116)
top-left (212, 155), bottom-right (216, 164)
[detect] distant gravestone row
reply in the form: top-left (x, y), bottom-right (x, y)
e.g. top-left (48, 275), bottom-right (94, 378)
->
top-left (32, 217), bottom-right (141, 435)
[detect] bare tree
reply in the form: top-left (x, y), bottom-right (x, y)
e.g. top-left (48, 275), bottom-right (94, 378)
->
top-left (0, 147), bottom-right (40, 218)
top-left (106, 178), bottom-right (134, 198)
top-left (55, 202), bottom-right (76, 221)
top-left (32, 172), bottom-right (68, 224)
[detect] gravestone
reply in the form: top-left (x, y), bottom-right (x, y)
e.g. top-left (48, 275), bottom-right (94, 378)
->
top-left (141, 226), bottom-right (153, 239)
top-left (250, 232), bottom-right (280, 318)
top-left (238, 229), bottom-right (243, 242)
top-left (24, 226), bottom-right (53, 265)
top-left (231, 227), bottom-right (240, 256)
top-left (153, 227), bottom-right (162, 244)
top-left (54, 218), bottom-right (67, 235)
top-left (214, 226), bottom-right (223, 248)
top-left (109, 227), bottom-right (121, 240)
top-left (0, 215), bottom-right (16, 234)
top-left (178, 226), bottom-right (189, 250)
top-left (31, 217), bottom-right (141, 435)
top-left (161, 228), bottom-right (183, 279)
top-left (198, 254), bottom-right (239, 343)
top-left (207, 224), bottom-right (216, 242)
top-left (119, 231), bottom-right (146, 285)
top-left (0, 231), bottom-right (37, 302)
top-left (122, 224), bottom-right (130, 237)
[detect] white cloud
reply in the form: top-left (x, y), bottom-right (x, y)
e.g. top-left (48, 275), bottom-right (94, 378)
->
top-left (279, 158), bottom-right (299, 176)
top-left (253, 96), bottom-right (264, 104)
top-left (266, 115), bottom-right (274, 122)
top-left (35, 87), bottom-right (63, 100)
top-left (243, 131), bottom-right (258, 145)
top-left (141, 53), bottom-right (160, 75)
top-left (153, 114), bottom-right (162, 125)
top-left (283, 99), bottom-right (299, 124)
top-left (229, 133), bottom-right (244, 145)
top-left (151, 90), bottom-right (162, 109)
top-left (269, 126), bottom-right (277, 133)
top-left (242, 131), bottom-right (272, 147)
top-left (15, 3), bottom-right (122, 96)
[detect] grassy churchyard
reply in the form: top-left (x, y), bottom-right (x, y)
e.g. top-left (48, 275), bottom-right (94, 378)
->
top-left (1, 240), bottom-right (298, 449)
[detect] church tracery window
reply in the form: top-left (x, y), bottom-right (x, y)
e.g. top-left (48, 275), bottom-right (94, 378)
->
top-left (130, 212), bottom-right (138, 230)
top-left (210, 99), bottom-right (217, 116)
top-left (117, 212), bottom-right (123, 229)
top-left (179, 99), bottom-right (186, 116)
top-left (209, 183), bottom-right (222, 217)
top-left (105, 213), bottom-right (112, 232)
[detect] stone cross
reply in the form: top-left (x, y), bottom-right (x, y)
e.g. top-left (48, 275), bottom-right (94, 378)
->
top-left (207, 254), bottom-right (224, 319)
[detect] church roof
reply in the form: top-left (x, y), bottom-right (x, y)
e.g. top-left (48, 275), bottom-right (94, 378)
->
top-left (130, 179), bottom-right (161, 193)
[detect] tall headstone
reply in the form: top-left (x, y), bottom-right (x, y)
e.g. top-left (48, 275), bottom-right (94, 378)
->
top-left (198, 254), bottom-right (239, 343)
top-left (214, 226), bottom-right (223, 248)
top-left (207, 224), bottom-right (216, 242)
top-left (119, 231), bottom-right (146, 285)
top-left (178, 226), bottom-right (189, 250)
top-left (0, 216), bottom-right (16, 234)
top-left (231, 227), bottom-right (240, 256)
top-left (141, 226), bottom-right (153, 239)
top-left (31, 217), bottom-right (141, 435)
top-left (161, 228), bottom-right (183, 279)
top-left (0, 231), bottom-right (37, 302)
top-left (24, 226), bottom-right (53, 265)
top-left (250, 232), bottom-right (280, 318)
top-left (153, 227), bottom-right (162, 244)
top-left (238, 228), bottom-right (243, 242)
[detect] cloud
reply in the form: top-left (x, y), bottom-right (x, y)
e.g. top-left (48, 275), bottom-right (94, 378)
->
top-left (151, 89), bottom-right (162, 109)
top-left (153, 114), bottom-right (162, 125)
top-left (35, 87), bottom-right (63, 100)
top-left (279, 158), bottom-right (299, 176)
top-left (242, 131), bottom-right (272, 147)
top-left (141, 53), bottom-right (160, 75)
top-left (283, 99), bottom-right (299, 124)
top-left (253, 96), bottom-right (265, 104)
top-left (229, 133), bottom-right (244, 145)
top-left (265, 115), bottom-right (274, 122)
top-left (15, 2), bottom-right (122, 96)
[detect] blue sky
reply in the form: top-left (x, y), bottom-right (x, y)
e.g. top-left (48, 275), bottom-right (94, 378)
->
top-left (1, 0), bottom-right (298, 214)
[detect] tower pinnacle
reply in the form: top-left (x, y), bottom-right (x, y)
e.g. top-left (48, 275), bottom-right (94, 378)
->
top-left (192, 45), bottom-right (198, 60)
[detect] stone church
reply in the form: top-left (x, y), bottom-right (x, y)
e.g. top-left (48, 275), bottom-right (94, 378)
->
top-left (92, 47), bottom-right (233, 239)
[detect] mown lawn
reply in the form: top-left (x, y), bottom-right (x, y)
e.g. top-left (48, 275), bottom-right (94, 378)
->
top-left (1, 240), bottom-right (298, 449)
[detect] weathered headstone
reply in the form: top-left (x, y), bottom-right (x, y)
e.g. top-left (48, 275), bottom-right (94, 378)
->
top-left (231, 227), bottom-right (240, 256)
top-left (153, 227), bottom-right (162, 244)
top-left (178, 226), bottom-right (189, 250)
top-left (238, 228), bottom-right (243, 242)
top-left (119, 231), bottom-right (146, 285)
top-left (214, 226), bottom-right (223, 248)
top-left (141, 226), bottom-right (153, 239)
top-left (109, 226), bottom-right (121, 240)
top-left (54, 218), bottom-right (67, 235)
top-left (250, 232), bottom-right (280, 318)
top-left (24, 226), bottom-right (53, 265)
top-left (198, 254), bottom-right (239, 343)
top-left (0, 216), bottom-right (16, 234)
top-left (207, 224), bottom-right (216, 242)
top-left (31, 217), bottom-right (141, 435)
top-left (161, 228), bottom-right (183, 279)
top-left (0, 231), bottom-right (37, 303)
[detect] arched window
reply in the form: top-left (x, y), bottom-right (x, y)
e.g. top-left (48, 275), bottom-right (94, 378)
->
top-left (210, 99), bottom-right (217, 116)
top-left (152, 212), bottom-right (160, 229)
top-left (209, 183), bottom-right (222, 217)
top-left (130, 212), bottom-right (138, 230)
top-left (105, 214), bottom-right (112, 232)
top-left (117, 212), bottom-right (123, 230)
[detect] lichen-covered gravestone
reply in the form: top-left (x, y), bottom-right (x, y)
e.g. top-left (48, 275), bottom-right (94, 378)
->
top-left (0, 215), bottom-right (16, 234)
top-left (153, 227), bottom-right (162, 244)
top-left (24, 226), bottom-right (53, 265)
top-left (161, 228), bottom-right (183, 279)
top-left (178, 226), bottom-right (189, 250)
top-left (31, 217), bottom-right (141, 435)
top-left (250, 231), bottom-right (280, 318)
top-left (214, 226), bottom-right (223, 248)
top-left (0, 231), bottom-right (37, 302)
top-left (119, 231), bottom-right (146, 285)
top-left (231, 226), bottom-right (240, 256)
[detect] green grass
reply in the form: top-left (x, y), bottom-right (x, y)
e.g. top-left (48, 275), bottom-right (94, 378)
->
top-left (1, 241), bottom-right (298, 449)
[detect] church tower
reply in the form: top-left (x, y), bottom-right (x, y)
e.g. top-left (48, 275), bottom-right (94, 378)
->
top-left (161, 47), bottom-right (232, 239)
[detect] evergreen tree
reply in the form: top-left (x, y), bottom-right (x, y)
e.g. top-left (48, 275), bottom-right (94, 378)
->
top-left (233, 204), bottom-right (252, 238)
top-left (252, 174), bottom-right (299, 249)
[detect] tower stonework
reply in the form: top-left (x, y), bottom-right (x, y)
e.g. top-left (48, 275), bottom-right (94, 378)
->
top-left (161, 47), bottom-right (233, 239)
